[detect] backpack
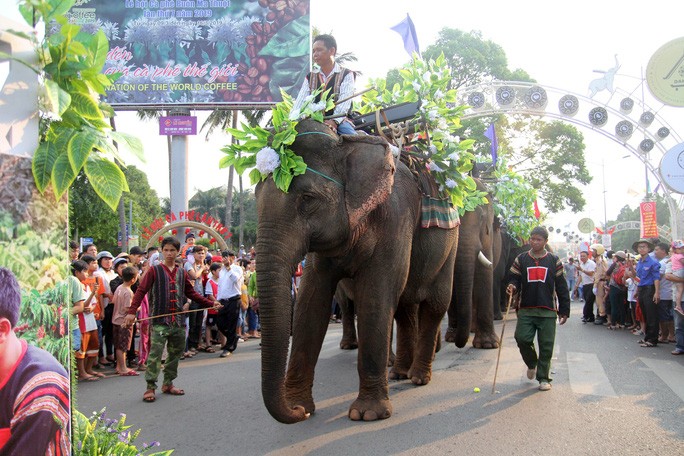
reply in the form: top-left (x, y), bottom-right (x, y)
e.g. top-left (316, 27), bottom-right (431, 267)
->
top-left (613, 263), bottom-right (627, 287)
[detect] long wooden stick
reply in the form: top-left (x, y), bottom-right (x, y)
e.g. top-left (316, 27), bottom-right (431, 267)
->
top-left (135, 307), bottom-right (208, 323)
top-left (492, 292), bottom-right (514, 394)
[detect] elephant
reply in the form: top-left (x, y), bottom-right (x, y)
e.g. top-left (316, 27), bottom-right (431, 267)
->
top-left (444, 180), bottom-right (501, 349)
top-left (495, 231), bottom-right (530, 315)
top-left (255, 119), bottom-right (459, 423)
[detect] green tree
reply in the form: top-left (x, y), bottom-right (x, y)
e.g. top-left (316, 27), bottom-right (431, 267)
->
top-left (506, 119), bottom-right (591, 212)
top-left (69, 166), bottom-right (163, 252)
top-left (229, 189), bottom-right (257, 249)
top-left (189, 187), bottom-right (226, 220)
top-left (415, 28), bottom-right (590, 214)
top-left (423, 29), bottom-right (533, 89)
top-left (608, 196), bottom-right (671, 252)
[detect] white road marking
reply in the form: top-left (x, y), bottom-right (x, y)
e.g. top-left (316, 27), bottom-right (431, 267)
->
top-left (566, 351), bottom-right (617, 397)
top-left (639, 357), bottom-right (684, 403)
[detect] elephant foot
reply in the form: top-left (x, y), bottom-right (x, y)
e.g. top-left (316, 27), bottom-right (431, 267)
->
top-left (408, 366), bottom-right (432, 386)
top-left (348, 397), bottom-right (392, 421)
top-left (444, 326), bottom-right (457, 343)
top-left (339, 338), bottom-right (358, 350)
top-left (388, 367), bottom-right (408, 380)
top-left (472, 330), bottom-right (500, 349)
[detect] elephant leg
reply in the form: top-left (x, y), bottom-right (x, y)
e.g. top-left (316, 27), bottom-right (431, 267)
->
top-left (389, 303), bottom-right (416, 380)
top-left (472, 262), bottom-right (499, 349)
top-left (348, 277), bottom-right (399, 421)
top-left (339, 297), bottom-right (358, 350)
top-left (408, 268), bottom-right (452, 385)
top-left (285, 270), bottom-right (335, 414)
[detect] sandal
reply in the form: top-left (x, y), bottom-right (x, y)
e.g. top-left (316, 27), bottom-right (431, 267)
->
top-left (640, 341), bottom-right (656, 347)
top-left (201, 346), bottom-right (216, 353)
top-left (657, 339), bottom-right (669, 344)
top-left (79, 376), bottom-right (99, 382)
top-left (143, 389), bottom-right (156, 403)
top-left (162, 384), bottom-right (185, 396)
top-left (119, 370), bottom-right (139, 376)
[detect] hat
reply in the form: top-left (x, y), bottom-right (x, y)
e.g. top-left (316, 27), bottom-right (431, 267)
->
top-left (96, 251), bottom-right (114, 260)
top-left (672, 240), bottom-right (684, 249)
top-left (221, 250), bottom-right (235, 257)
top-left (186, 232), bottom-right (195, 240)
top-left (129, 246), bottom-right (145, 255)
top-left (613, 250), bottom-right (626, 260)
top-left (589, 244), bottom-right (605, 255)
top-left (632, 239), bottom-right (654, 253)
top-left (115, 252), bottom-right (130, 259)
top-left (113, 257), bottom-right (129, 268)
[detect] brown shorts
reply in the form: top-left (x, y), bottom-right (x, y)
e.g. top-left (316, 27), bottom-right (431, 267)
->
top-left (113, 324), bottom-right (133, 352)
top-left (76, 329), bottom-right (99, 359)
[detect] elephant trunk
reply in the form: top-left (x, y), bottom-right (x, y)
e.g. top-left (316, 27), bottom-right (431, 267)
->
top-left (256, 244), bottom-right (309, 424)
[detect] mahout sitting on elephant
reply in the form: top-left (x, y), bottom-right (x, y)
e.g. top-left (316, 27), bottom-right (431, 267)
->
top-left (255, 119), bottom-right (459, 423)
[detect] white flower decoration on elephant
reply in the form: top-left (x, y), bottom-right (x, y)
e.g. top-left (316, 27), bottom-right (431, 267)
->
top-left (255, 147), bottom-right (281, 175)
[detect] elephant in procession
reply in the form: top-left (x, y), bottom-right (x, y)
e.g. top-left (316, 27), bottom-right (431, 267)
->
top-left (255, 119), bottom-right (459, 423)
top-left (445, 180), bottom-right (502, 349)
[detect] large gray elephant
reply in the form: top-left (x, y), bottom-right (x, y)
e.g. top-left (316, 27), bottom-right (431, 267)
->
top-left (445, 180), bottom-right (501, 349)
top-left (255, 120), bottom-right (459, 423)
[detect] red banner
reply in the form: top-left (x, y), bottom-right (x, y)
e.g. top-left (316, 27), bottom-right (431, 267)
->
top-left (639, 202), bottom-right (658, 238)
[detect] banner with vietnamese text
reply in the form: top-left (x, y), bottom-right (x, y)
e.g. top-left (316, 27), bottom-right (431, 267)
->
top-left (66, 0), bottom-right (311, 107)
top-left (639, 201), bottom-right (659, 238)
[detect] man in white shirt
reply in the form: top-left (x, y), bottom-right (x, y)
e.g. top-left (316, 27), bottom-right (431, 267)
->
top-left (216, 250), bottom-right (244, 358)
top-left (577, 250), bottom-right (597, 323)
top-left (292, 34), bottom-right (357, 135)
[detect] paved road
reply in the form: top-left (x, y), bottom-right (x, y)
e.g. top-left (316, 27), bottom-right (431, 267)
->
top-left (78, 301), bottom-right (684, 455)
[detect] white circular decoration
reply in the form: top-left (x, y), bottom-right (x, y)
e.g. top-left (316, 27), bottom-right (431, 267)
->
top-left (659, 142), bottom-right (684, 193)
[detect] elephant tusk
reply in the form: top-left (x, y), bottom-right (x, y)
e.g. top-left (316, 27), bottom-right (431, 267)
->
top-left (478, 250), bottom-right (493, 268)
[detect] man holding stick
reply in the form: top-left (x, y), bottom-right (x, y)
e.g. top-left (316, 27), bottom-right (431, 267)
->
top-left (506, 226), bottom-right (570, 391)
top-left (124, 237), bottom-right (221, 403)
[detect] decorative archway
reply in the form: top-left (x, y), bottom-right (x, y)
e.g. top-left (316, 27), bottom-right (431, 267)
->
top-left (144, 221), bottom-right (230, 252)
top-left (140, 211), bottom-right (233, 252)
top-left (457, 81), bottom-right (684, 238)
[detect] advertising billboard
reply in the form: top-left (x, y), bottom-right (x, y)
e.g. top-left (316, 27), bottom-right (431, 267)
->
top-left (66, 0), bottom-right (311, 108)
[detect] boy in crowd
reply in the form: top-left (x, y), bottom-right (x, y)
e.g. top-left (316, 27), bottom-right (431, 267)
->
top-left (0, 268), bottom-right (70, 455)
top-left (123, 237), bottom-right (221, 403)
top-left (73, 260), bottom-right (103, 380)
top-left (113, 266), bottom-right (140, 376)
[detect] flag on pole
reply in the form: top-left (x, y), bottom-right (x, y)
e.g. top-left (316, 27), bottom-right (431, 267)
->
top-left (533, 199), bottom-right (541, 219)
top-left (483, 123), bottom-right (498, 165)
top-left (390, 14), bottom-right (420, 57)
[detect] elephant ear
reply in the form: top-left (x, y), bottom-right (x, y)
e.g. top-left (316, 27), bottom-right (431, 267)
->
top-left (343, 135), bottom-right (396, 232)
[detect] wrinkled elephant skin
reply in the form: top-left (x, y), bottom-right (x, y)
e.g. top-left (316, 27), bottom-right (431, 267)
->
top-left (255, 120), bottom-right (458, 423)
top-left (445, 180), bottom-right (500, 349)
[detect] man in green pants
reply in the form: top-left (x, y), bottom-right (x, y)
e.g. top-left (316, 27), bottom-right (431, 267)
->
top-left (506, 226), bottom-right (570, 391)
top-left (124, 237), bottom-right (221, 403)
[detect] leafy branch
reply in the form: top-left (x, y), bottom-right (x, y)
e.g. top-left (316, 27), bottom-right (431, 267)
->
top-left (359, 54), bottom-right (488, 214)
top-left (219, 88), bottom-right (333, 193)
top-left (6, 0), bottom-right (143, 210)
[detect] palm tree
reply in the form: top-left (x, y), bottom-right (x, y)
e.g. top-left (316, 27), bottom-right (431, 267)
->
top-left (189, 187), bottom-right (225, 219)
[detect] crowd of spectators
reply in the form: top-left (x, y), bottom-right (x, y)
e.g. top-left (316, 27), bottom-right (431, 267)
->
top-left (564, 238), bottom-right (684, 355)
top-left (68, 234), bottom-right (261, 383)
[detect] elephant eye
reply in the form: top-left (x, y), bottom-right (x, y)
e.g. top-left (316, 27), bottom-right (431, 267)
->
top-left (299, 193), bottom-right (318, 213)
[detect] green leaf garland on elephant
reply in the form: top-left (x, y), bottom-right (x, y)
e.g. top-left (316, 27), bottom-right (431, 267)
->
top-left (255, 119), bottom-right (458, 423)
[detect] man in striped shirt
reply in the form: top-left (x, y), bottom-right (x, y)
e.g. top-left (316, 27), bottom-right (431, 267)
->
top-left (0, 267), bottom-right (70, 455)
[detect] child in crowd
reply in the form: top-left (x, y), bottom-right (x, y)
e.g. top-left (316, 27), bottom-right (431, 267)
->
top-left (112, 266), bottom-right (140, 376)
top-left (73, 260), bottom-right (103, 381)
top-left (671, 240), bottom-right (684, 316)
top-left (203, 262), bottom-right (224, 351)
